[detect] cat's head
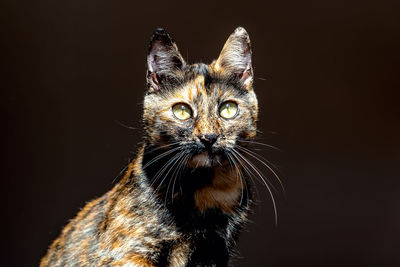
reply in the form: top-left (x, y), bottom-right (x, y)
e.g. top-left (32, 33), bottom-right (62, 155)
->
top-left (142, 27), bottom-right (258, 168)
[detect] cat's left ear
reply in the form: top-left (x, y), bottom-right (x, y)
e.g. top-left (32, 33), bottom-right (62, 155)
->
top-left (214, 27), bottom-right (253, 90)
top-left (147, 28), bottom-right (186, 92)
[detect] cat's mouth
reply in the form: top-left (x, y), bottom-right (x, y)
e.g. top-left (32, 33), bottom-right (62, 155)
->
top-left (187, 151), bottom-right (225, 168)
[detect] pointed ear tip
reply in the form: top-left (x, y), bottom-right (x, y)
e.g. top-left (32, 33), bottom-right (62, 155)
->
top-left (149, 27), bottom-right (174, 49)
top-left (154, 27), bottom-right (167, 35)
top-left (151, 28), bottom-right (169, 39)
top-left (233, 27), bottom-right (249, 36)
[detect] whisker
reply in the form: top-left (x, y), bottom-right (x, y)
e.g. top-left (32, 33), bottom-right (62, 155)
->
top-left (143, 142), bottom-right (181, 155)
top-left (149, 151), bottom-right (182, 189)
top-left (231, 149), bottom-right (278, 225)
top-left (114, 120), bottom-right (139, 130)
top-left (228, 149), bottom-right (261, 205)
top-left (178, 154), bottom-right (191, 196)
top-left (168, 152), bottom-right (188, 201)
top-left (164, 152), bottom-right (186, 207)
top-left (232, 149), bottom-right (279, 193)
top-left (237, 139), bottom-right (281, 151)
top-left (229, 149), bottom-right (264, 213)
top-left (171, 153), bottom-right (191, 203)
top-left (143, 147), bottom-right (180, 169)
top-left (236, 145), bottom-right (285, 193)
top-left (237, 145), bottom-right (280, 170)
top-left (225, 151), bottom-right (247, 207)
top-left (154, 151), bottom-right (185, 197)
top-left (111, 161), bottom-right (130, 184)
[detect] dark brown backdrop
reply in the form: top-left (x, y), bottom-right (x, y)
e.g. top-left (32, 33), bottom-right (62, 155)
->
top-left (1, 0), bottom-right (399, 266)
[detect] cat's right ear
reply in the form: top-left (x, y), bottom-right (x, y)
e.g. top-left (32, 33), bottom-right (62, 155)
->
top-left (214, 27), bottom-right (253, 90)
top-left (147, 28), bottom-right (186, 92)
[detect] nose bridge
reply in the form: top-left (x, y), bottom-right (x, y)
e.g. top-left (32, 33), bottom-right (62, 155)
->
top-left (194, 100), bottom-right (218, 136)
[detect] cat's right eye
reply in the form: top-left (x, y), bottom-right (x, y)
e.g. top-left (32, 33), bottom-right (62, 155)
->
top-left (219, 101), bottom-right (238, 119)
top-left (172, 103), bottom-right (192, 120)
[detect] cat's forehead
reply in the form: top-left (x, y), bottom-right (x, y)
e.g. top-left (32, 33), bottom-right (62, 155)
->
top-left (183, 63), bottom-right (212, 92)
top-left (178, 63), bottom-right (242, 101)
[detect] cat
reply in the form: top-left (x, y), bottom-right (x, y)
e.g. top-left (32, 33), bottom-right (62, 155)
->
top-left (40, 26), bottom-right (263, 267)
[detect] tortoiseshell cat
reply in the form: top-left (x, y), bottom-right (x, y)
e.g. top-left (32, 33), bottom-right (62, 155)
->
top-left (41, 27), bottom-right (262, 267)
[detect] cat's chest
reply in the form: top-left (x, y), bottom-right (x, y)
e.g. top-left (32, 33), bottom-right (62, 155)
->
top-left (162, 233), bottom-right (229, 267)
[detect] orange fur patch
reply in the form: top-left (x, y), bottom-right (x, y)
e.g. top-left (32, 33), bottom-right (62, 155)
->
top-left (194, 166), bottom-right (243, 213)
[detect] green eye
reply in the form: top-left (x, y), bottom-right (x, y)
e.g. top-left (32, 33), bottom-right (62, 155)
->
top-left (219, 101), bottom-right (238, 119)
top-left (172, 103), bottom-right (192, 120)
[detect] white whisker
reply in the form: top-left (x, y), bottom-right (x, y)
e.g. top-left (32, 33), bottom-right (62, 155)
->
top-left (143, 147), bottom-right (180, 169)
top-left (236, 145), bottom-right (285, 193)
top-left (231, 148), bottom-right (278, 225)
top-left (237, 139), bottom-right (281, 151)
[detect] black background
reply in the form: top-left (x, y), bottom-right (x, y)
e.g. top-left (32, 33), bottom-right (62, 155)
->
top-left (1, 0), bottom-right (399, 266)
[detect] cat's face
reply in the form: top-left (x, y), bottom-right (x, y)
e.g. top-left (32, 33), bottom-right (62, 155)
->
top-left (143, 28), bottom-right (257, 168)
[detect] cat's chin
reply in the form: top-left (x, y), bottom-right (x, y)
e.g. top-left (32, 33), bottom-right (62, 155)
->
top-left (187, 152), bottom-right (225, 168)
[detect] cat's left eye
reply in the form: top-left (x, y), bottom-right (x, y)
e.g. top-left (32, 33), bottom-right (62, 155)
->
top-left (219, 101), bottom-right (238, 119)
top-left (172, 103), bottom-right (192, 120)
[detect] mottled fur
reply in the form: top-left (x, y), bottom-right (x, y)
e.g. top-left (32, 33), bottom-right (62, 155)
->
top-left (41, 27), bottom-right (259, 267)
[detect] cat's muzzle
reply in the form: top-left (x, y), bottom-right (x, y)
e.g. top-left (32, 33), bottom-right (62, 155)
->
top-left (187, 151), bottom-right (224, 168)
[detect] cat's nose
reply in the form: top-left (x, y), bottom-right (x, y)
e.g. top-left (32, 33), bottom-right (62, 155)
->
top-left (199, 134), bottom-right (219, 148)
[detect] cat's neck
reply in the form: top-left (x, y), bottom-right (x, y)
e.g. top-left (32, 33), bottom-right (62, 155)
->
top-left (121, 143), bottom-right (249, 230)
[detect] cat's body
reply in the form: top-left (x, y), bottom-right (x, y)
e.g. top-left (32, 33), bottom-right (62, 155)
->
top-left (41, 27), bottom-right (260, 267)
